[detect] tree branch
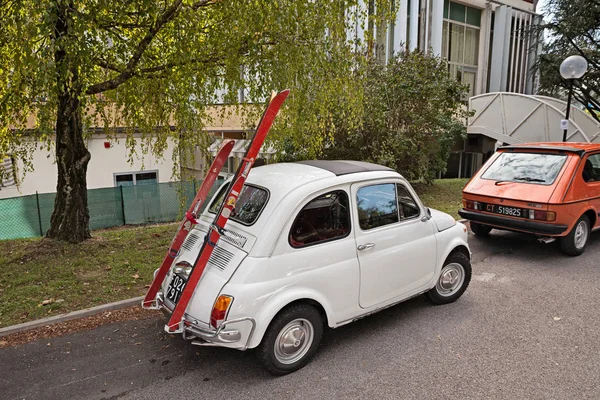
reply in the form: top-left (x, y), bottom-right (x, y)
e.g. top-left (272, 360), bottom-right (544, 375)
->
top-left (86, 0), bottom-right (217, 95)
top-left (94, 59), bottom-right (124, 73)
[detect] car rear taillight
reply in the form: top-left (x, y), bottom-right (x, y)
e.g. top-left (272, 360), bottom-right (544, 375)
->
top-left (210, 295), bottom-right (233, 328)
top-left (527, 209), bottom-right (556, 222)
top-left (464, 200), bottom-right (483, 210)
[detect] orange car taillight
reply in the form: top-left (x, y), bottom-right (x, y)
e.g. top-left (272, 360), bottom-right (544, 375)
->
top-left (464, 200), bottom-right (483, 210)
top-left (527, 209), bottom-right (556, 222)
top-left (210, 295), bottom-right (233, 328)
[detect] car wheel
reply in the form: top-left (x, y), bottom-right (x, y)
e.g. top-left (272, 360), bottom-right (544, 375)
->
top-left (560, 215), bottom-right (590, 256)
top-left (425, 252), bottom-right (471, 305)
top-left (470, 221), bottom-right (492, 236)
top-left (256, 304), bottom-right (323, 375)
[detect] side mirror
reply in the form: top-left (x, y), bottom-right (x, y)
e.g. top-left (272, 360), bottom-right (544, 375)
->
top-left (421, 207), bottom-right (432, 222)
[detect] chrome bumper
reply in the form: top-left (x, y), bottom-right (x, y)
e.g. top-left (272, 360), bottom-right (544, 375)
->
top-left (151, 292), bottom-right (256, 350)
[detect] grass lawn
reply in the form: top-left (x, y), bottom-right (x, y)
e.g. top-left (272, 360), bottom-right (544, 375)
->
top-left (0, 223), bottom-right (177, 328)
top-left (0, 178), bottom-right (467, 328)
top-left (412, 178), bottom-right (469, 220)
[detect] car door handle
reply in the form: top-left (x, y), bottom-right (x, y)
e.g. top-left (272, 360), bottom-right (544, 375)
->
top-left (357, 243), bottom-right (375, 251)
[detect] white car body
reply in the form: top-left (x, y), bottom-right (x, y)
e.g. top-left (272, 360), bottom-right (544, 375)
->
top-left (155, 161), bottom-right (470, 355)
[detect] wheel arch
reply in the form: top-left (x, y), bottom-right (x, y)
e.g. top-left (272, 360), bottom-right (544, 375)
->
top-left (247, 291), bottom-right (332, 349)
top-left (583, 208), bottom-right (597, 229)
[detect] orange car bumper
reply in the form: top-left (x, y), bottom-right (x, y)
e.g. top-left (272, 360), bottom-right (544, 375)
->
top-left (458, 209), bottom-right (569, 236)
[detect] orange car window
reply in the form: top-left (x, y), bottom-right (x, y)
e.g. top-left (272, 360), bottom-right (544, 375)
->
top-left (481, 152), bottom-right (567, 185)
top-left (582, 154), bottom-right (600, 183)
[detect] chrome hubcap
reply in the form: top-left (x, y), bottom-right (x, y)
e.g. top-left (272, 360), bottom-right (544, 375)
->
top-left (436, 263), bottom-right (465, 297)
top-left (274, 318), bottom-right (314, 365)
top-left (574, 220), bottom-right (589, 249)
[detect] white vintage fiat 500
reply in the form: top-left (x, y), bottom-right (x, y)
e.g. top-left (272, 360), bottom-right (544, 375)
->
top-left (155, 160), bottom-right (471, 375)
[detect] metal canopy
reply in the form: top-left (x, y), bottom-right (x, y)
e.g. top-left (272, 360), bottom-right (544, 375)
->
top-left (467, 92), bottom-right (600, 145)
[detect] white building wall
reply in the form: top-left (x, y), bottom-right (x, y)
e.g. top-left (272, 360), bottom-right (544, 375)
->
top-left (0, 135), bottom-right (177, 199)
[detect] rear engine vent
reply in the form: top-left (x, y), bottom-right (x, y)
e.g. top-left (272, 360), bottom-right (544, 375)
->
top-left (208, 246), bottom-right (235, 271)
top-left (181, 232), bottom-right (201, 252)
top-left (220, 228), bottom-right (247, 248)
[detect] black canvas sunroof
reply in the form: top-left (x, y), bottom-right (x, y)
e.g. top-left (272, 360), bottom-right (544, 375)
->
top-left (294, 160), bottom-right (394, 176)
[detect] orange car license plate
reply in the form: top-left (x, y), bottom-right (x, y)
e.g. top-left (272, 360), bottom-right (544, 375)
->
top-left (485, 204), bottom-right (523, 217)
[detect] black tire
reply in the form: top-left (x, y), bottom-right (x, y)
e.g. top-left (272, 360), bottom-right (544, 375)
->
top-left (256, 303), bottom-right (323, 375)
top-left (560, 215), bottom-right (590, 256)
top-left (425, 252), bottom-right (472, 305)
top-left (470, 221), bottom-right (492, 236)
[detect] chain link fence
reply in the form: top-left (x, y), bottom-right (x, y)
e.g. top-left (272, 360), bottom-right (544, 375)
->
top-left (0, 178), bottom-right (224, 241)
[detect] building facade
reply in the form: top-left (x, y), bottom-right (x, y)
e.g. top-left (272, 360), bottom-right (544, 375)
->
top-left (348, 0), bottom-right (540, 178)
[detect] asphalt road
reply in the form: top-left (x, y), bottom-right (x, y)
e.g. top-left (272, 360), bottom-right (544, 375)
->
top-left (2, 230), bottom-right (600, 400)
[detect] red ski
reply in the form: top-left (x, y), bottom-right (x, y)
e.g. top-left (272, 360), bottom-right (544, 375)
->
top-left (142, 139), bottom-right (235, 309)
top-left (166, 89), bottom-right (290, 332)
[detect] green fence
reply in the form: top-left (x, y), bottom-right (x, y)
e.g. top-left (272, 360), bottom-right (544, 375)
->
top-left (0, 179), bottom-right (224, 241)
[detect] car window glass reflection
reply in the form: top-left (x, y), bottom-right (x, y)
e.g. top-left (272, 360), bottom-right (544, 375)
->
top-left (208, 184), bottom-right (269, 225)
top-left (357, 184), bottom-right (399, 230)
top-left (481, 152), bottom-right (567, 185)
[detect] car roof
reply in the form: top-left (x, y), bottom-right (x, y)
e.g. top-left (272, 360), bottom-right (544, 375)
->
top-left (294, 160), bottom-right (395, 176)
top-left (246, 162), bottom-right (335, 195)
top-left (499, 142), bottom-right (600, 156)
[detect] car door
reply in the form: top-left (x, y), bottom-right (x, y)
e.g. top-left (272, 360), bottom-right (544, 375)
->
top-left (581, 153), bottom-right (600, 229)
top-left (352, 180), bottom-right (437, 309)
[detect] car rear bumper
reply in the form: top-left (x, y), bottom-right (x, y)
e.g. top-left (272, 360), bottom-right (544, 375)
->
top-left (458, 209), bottom-right (569, 235)
top-left (150, 291), bottom-right (255, 350)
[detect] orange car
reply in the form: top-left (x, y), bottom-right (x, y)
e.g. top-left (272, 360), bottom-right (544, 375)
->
top-left (459, 142), bottom-right (600, 256)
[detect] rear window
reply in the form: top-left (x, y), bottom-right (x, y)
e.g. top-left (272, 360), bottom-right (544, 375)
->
top-left (481, 152), bottom-right (567, 185)
top-left (208, 183), bottom-right (269, 225)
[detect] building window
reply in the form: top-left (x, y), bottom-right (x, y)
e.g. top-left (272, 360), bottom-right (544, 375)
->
top-left (0, 156), bottom-right (16, 188)
top-left (442, 0), bottom-right (481, 97)
top-left (114, 171), bottom-right (158, 187)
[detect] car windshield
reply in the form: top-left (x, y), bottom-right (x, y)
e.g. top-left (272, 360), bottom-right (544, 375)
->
top-left (481, 152), bottom-right (567, 185)
top-left (208, 183), bottom-right (269, 225)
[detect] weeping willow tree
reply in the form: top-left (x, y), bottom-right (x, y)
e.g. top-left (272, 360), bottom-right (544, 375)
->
top-left (0, 0), bottom-right (390, 243)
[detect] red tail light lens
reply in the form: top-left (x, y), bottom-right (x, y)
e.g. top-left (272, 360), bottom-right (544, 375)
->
top-left (464, 200), bottom-right (482, 210)
top-left (527, 210), bottom-right (556, 222)
top-left (210, 295), bottom-right (233, 328)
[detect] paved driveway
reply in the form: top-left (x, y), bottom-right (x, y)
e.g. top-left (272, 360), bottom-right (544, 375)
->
top-left (1, 230), bottom-right (600, 399)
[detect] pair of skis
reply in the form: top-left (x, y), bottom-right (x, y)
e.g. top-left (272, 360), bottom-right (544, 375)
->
top-left (143, 89), bottom-right (290, 334)
top-left (142, 139), bottom-right (235, 309)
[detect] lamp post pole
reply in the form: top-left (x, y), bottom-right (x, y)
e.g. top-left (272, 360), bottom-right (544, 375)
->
top-left (563, 79), bottom-right (573, 142)
top-left (559, 55), bottom-right (588, 142)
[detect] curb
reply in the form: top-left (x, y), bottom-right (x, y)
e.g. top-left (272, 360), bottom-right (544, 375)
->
top-left (0, 296), bottom-right (144, 338)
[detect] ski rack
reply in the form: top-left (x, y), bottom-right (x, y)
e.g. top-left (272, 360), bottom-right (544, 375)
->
top-left (142, 139), bottom-right (235, 309)
top-left (165, 89), bottom-right (290, 333)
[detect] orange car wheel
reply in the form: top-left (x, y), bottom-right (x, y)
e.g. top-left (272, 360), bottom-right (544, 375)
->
top-left (470, 221), bottom-right (492, 237)
top-left (560, 215), bottom-right (590, 257)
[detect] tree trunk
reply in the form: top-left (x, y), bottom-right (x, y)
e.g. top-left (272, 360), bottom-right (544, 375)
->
top-left (45, 1), bottom-right (92, 243)
top-left (45, 94), bottom-right (92, 243)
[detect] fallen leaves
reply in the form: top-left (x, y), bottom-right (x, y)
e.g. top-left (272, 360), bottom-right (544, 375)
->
top-left (0, 306), bottom-right (160, 349)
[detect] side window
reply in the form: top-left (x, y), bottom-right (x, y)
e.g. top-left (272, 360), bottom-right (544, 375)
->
top-left (357, 183), bottom-right (399, 230)
top-left (583, 154), bottom-right (600, 183)
top-left (289, 190), bottom-right (350, 247)
top-left (396, 184), bottom-right (420, 220)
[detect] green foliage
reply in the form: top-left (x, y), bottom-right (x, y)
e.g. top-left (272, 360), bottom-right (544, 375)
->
top-left (537, 0), bottom-right (600, 120)
top-left (0, 0), bottom-right (391, 179)
top-left (283, 50), bottom-right (469, 182)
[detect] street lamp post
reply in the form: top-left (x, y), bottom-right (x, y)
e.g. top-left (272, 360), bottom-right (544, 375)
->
top-left (560, 55), bottom-right (588, 142)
